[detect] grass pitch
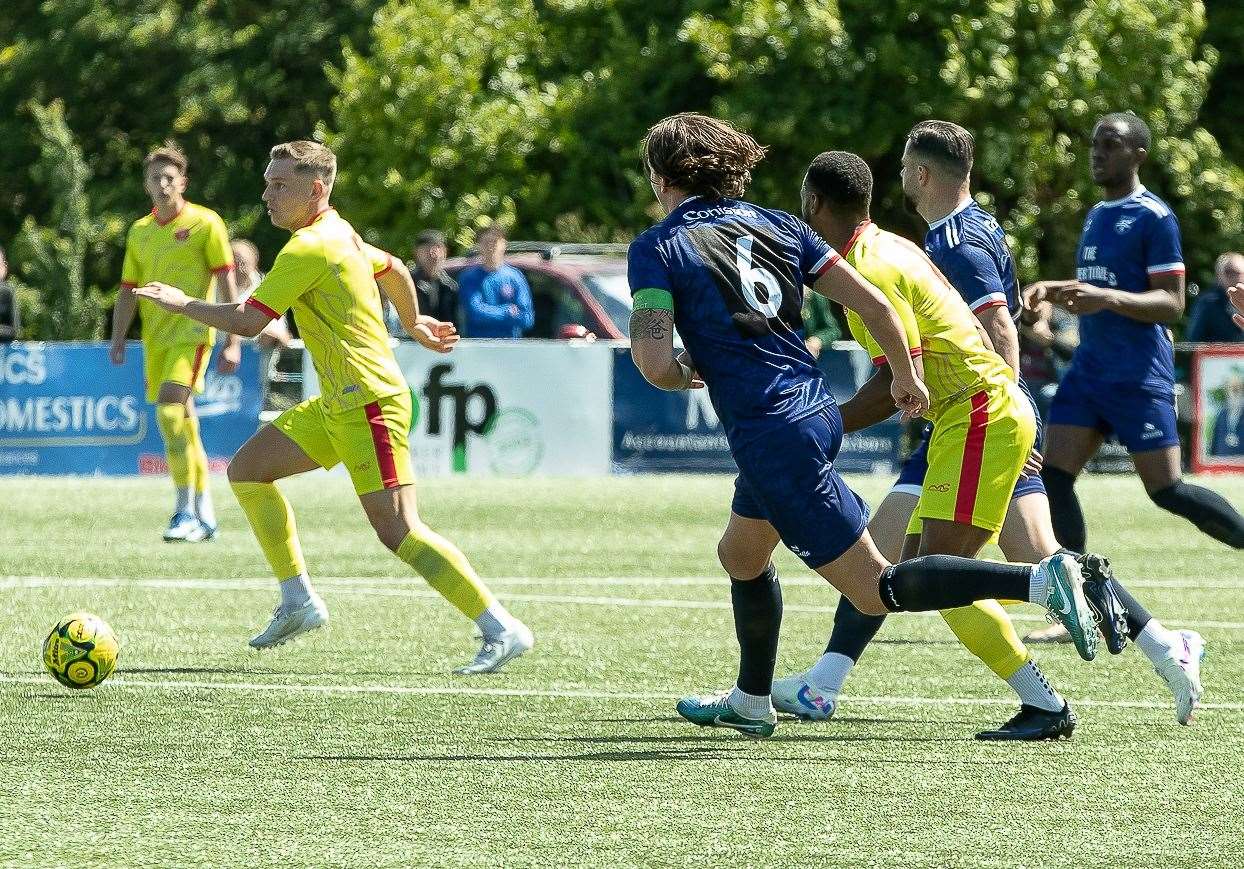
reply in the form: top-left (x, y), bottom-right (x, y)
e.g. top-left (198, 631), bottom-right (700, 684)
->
top-left (2, 472), bottom-right (1243, 867)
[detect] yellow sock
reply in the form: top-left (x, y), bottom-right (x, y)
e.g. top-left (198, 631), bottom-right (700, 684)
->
top-left (185, 411), bottom-right (209, 494)
top-left (155, 403), bottom-right (191, 488)
top-left (396, 527), bottom-right (496, 620)
top-left (230, 481), bottom-right (306, 579)
top-left (940, 600), bottom-right (1028, 680)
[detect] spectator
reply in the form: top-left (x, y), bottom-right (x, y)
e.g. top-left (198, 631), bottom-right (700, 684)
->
top-left (1210, 370), bottom-right (1244, 457)
top-left (458, 223), bottom-right (534, 338)
top-left (801, 291), bottom-right (841, 359)
top-left (231, 238), bottom-right (291, 352)
top-left (0, 244), bottom-right (17, 342)
top-left (1186, 252), bottom-right (1244, 343)
top-left (409, 229), bottom-right (459, 325)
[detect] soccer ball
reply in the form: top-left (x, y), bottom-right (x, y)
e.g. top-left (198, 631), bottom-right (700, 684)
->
top-left (42, 611), bottom-right (120, 690)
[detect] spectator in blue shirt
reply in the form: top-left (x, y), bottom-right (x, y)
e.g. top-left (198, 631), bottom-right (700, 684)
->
top-left (458, 224), bottom-right (534, 338)
top-left (1187, 252), bottom-right (1244, 343)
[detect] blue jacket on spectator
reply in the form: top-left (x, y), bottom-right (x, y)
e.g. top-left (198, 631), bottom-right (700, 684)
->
top-left (458, 263), bottom-right (534, 338)
top-left (1187, 284), bottom-right (1244, 343)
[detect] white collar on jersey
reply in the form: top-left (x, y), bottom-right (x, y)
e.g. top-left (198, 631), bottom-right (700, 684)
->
top-left (1097, 184), bottom-right (1147, 207)
top-left (925, 196), bottom-right (975, 232)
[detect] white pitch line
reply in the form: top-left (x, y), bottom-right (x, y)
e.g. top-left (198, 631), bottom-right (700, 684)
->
top-left (5, 575), bottom-right (1244, 629)
top-left (0, 674), bottom-right (1240, 712)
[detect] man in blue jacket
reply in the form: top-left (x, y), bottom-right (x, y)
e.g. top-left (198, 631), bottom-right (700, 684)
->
top-left (458, 224), bottom-right (534, 338)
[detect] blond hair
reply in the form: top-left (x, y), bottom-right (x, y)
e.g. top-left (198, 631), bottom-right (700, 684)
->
top-left (269, 140), bottom-right (337, 188)
top-left (144, 142), bottom-right (188, 175)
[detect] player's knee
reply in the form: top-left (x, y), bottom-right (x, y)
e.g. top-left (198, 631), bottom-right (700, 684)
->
top-left (373, 514), bottom-right (417, 553)
top-left (717, 535), bottom-right (768, 581)
top-left (848, 581), bottom-right (890, 617)
top-left (1148, 481), bottom-right (1186, 510)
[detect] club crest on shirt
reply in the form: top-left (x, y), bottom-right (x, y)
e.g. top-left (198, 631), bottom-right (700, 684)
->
top-left (1114, 216), bottom-right (1136, 234)
top-left (174, 228), bottom-right (191, 242)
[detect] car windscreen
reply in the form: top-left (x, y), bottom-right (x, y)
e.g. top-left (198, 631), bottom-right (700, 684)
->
top-left (582, 272), bottom-right (633, 337)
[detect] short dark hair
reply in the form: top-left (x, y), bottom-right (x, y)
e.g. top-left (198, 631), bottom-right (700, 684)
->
top-left (415, 229), bottom-right (447, 248)
top-left (906, 120), bottom-right (974, 179)
top-left (1097, 112), bottom-right (1151, 150)
top-left (643, 112), bottom-right (767, 199)
top-left (477, 222), bottom-right (507, 241)
top-left (144, 142), bottom-right (188, 175)
top-left (804, 151), bottom-right (873, 215)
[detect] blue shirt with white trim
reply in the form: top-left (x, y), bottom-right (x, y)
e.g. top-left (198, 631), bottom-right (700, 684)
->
top-left (923, 199), bottom-right (1019, 318)
top-left (627, 195), bottom-right (839, 448)
top-left (1074, 185), bottom-right (1184, 387)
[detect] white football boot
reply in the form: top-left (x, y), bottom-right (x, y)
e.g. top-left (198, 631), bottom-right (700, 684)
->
top-left (454, 623), bottom-right (534, 674)
top-left (1153, 629), bottom-right (1205, 725)
top-left (164, 511), bottom-right (206, 542)
top-left (248, 596), bottom-right (329, 649)
top-left (771, 672), bottom-right (838, 721)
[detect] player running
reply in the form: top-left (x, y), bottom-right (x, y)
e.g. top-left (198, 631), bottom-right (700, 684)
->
top-left (133, 140), bottom-right (533, 674)
top-left (1024, 113), bottom-right (1242, 655)
top-left (773, 143), bottom-right (1202, 732)
top-left (628, 113), bottom-right (1120, 738)
top-left (110, 143), bottom-right (240, 543)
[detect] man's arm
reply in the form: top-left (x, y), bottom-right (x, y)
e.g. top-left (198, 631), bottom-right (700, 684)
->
top-left (1056, 272), bottom-right (1184, 323)
top-left (513, 270), bottom-right (535, 332)
top-left (215, 268), bottom-right (243, 372)
top-left (838, 366), bottom-right (899, 433)
top-left (109, 285), bottom-right (139, 364)
top-left (629, 307), bottom-right (701, 391)
top-left (463, 279), bottom-right (515, 324)
top-left (812, 261), bottom-right (929, 419)
top-left (132, 282), bottom-right (269, 337)
top-left (976, 304), bottom-right (1020, 373)
top-left (375, 258), bottom-right (458, 354)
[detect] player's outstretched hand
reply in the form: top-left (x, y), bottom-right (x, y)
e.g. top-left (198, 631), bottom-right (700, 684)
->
top-left (1022, 279), bottom-right (1078, 311)
top-left (217, 339), bottom-right (242, 374)
top-left (411, 316), bottom-right (460, 354)
top-left (1230, 284), bottom-right (1244, 330)
top-left (133, 282), bottom-right (191, 312)
top-left (1056, 282), bottom-right (1113, 315)
top-left (891, 372), bottom-right (930, 421)
top-left (109, 342), bottom-right (125, 366)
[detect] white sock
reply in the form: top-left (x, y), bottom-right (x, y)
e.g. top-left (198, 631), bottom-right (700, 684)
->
top-left (174, 486), bottom-right (192, 515)
top-left (279, 574), bottom-right (314, 609)
top-left (806, 651), bottom-right (854, 695)
top-left (1005, 660), bottom-right (1065, 712)
top-left (1027, 562), bottom-right (1048, 605)
top-left (195, 488), bottom-right (216, 528)
top-left (728, 684), bottom-right (773, 719)
top-left (1135, 619), bottom-right (1177, 665)
top-left (474, 604), bottom-right (515, 640)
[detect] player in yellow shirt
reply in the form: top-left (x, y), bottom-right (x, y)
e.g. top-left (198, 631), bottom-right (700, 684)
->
top-left (134, 141), bottom-right (533, 673)
top-left (758, 151), bottom-right (1108, 739)
top-left (110, 144), bottom-right (240, 543)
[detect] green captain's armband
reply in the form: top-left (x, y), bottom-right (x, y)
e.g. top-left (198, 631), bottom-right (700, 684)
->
top-left (632, 288), bottom-right (674, 312)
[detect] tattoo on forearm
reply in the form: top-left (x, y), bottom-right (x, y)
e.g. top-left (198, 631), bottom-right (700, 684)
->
top-left (632, 308), bottom-right (673, 341)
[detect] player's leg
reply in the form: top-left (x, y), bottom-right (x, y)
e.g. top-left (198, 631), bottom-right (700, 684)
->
top-left (183, 396), bottom-right (217, 538)
top-left (1040, 367), bottom-right (1109, 551)
top-left (677, 506), bottom-right (783, 736)
top-left (153, 377), bottom-right (201, 542)
top-left (1132, 445), bottom-right (1244, 548)
top-left (344, 393), bottom-right (531, 674)
top-left (230, 402), bottom-right (334, 648)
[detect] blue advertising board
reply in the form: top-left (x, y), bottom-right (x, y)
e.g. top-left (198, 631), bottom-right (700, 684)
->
top-left (0, 341), bottom-right (262, 475)
top-left (611, 345), bottom-right (901, 474)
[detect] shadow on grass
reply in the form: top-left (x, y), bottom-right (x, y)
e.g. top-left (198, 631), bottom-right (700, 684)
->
top-left (121, 667), bottom-right (270, 675)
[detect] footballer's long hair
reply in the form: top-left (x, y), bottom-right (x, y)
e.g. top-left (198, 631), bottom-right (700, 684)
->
top-left (643, 113), bottom-right (767, 200)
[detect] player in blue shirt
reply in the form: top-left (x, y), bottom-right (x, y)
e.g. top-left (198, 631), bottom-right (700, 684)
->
top-left (777, 123), bottom-right (1203, 732)
top-left (457, 224), bottom-right (535, 338)
top-left (1026, 113), bottom-right (1244, 552)
top-left (628, 112), bottom-right (1121, 739)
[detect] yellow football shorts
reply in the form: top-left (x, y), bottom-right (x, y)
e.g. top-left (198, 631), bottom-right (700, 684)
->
top-left (273, 391), bottom-right (415, 495)
top-left (907, 380), bottom-right (1036, 535)
top-left (144, 342), bottom-right (211, 403)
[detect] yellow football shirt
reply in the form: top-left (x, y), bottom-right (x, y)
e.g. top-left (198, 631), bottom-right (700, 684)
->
top-left (247, 208), bottom-right (405, 413)
top-left (121, 202), bottom-right (234, 348)
top-left (842, 221), bottom-right (1014, 423)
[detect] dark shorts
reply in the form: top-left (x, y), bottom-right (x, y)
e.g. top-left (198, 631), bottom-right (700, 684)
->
top-left (1046, 366), bottom-right (1179, 453)
top-left (730, 407), bottom-right (870, 569)
top-left (894, 381), bottom-right (1047, 501)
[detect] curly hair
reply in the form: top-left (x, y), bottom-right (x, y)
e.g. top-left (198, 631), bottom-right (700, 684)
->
top-left (642, 113), bottom-right (767, 199)
top-left (804, 151), bottom-right (873, 214)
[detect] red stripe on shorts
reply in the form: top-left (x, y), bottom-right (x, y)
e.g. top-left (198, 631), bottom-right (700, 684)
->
top-left (953, 390), bottom-right (990, 524)
top-left (364, 401), bottom-right (400, 489)
top-left (191, 344), bottom-right (208, 381)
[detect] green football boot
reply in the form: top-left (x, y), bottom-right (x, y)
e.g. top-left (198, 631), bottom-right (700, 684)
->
top-left (1038, 553), bottom-right (1099, 662)
top-left (676, 691), bottom-right (776, 738)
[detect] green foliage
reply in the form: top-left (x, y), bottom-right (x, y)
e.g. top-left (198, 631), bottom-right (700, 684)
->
top-left (1, 0), bottom-right (1242, 337)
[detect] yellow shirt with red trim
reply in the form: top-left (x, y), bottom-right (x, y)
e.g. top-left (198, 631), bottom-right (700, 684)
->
top-left (121, 202), bottom-right (233, 348)
top-left (247, 209), bottom-right (405, 413)
top-left (842, 221), bottom-right (1014, 424)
